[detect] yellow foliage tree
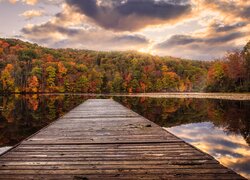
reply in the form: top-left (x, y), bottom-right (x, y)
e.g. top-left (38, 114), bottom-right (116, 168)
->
top-left (1, 64), bottom-right (15, 92)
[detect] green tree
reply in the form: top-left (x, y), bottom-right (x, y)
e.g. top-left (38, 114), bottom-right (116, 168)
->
top-left (18, 49), bottom-right (38, 62)
top-left (77, 75), bottom-right (89, 92)
top-left (46, 66), bottom-right (56, 91)
top-left (111, 72), bottom-right (123, 92)
top-left (88, 69), bottom-right (103, 93)
top-left (18, 49), bottom-right (38, 91)
top-left (206, 62), bottom-right (228, 92)
top-left (31, 67), bottom-right (42, 79)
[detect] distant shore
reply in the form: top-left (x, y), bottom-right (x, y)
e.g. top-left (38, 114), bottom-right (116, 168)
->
top-left (114, 92), bottom-right (250, 101)
top-left (1, 92), bottom-right (250, 101)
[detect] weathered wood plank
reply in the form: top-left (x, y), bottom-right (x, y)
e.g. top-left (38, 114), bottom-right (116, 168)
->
top-left (0, 174), bottom-right (243, 180)
top-left (0, 99), bottom-right (245, 179)
top-left (0, 168), bottom-right (238, 175)
top-left (0, 160), bottom-right (219, 166)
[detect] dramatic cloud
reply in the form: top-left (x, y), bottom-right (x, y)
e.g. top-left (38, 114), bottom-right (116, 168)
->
top-left (157, 32), bottom-right (245, 48)
top-left (1, 0), bottom-right (249, 60)
top-left (211, 22), bottom-right (247, 33)
top-left (20, 3), bottom-right (150, 51)
top-left (65, 0), bottom-right (192, 31)
top-left (155, 21), bottom-right (249, 60)
top-left (21, 21), bottom-right (150, 51)
top-left (202, 0), bottom-right (250, 20)
top-left (20, 9), bottom-right (44, 20)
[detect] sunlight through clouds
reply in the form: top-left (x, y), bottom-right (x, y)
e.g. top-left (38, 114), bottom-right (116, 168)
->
top-left (0, 0), bottom-right (249, 60)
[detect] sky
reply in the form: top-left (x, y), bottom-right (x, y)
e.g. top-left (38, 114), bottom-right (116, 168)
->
top-left (0, 0), bottom-right (249, 60)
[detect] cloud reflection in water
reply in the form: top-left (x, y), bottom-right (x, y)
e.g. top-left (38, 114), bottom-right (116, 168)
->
top-left (166, 122), bottom-right (250, 179)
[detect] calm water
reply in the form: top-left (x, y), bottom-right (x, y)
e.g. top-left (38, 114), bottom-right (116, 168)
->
top-left (0, 94), bottom-right (249, 179)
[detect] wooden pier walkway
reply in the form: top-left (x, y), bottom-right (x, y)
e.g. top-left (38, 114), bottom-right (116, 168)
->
top-left (0, 99), bottom-right (244, 179)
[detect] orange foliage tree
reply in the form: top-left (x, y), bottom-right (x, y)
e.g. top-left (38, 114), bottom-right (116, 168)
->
top-left (27, 76), bottom-right (39, 93)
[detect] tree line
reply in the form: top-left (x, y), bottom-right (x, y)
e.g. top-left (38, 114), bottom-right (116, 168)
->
top-left (206, 41), bottom-right (250, 92)
top-left (0, 38), bottom-right (249, 93)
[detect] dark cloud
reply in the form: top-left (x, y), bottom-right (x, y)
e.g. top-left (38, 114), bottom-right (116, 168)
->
top-left (156, 31), bottom-right (246, 49)
top-left (211, 22), bottom-right (247, 33)
top-left (156, 35), bottom-right (201, 48)
top-left (21, 22), bottom-right (149, 50)
top-left (65, 0), bottom-right (192, 31)
top-left (229, 158), bottom-right (250, 174)
top-left (111, 34), bottom-right (149, 44)
top-left (212, 149), bottom-right (243, 158)
top-left (22, 22), bottom-right (80, 36)
top-left (154, 26), bottom-right (247, 60)
top-left (71, 0), bottom-right (98, 17)
top-left (207, 32), bottom-right (245, 44)
top-left (242, 6), bottom-right (250, 18)
top-left (204, 0), bottom-right (250, 20)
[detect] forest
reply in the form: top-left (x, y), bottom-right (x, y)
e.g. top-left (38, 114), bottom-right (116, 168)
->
top-left (0, 38), bottom-right (249, 93)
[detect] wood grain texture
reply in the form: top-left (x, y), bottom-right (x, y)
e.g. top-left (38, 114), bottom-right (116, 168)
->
top-left (0, 99), bottom-right (245, 179)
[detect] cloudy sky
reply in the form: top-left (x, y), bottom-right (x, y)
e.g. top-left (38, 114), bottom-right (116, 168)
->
top-left (0, 0), bottom-right (249, 60)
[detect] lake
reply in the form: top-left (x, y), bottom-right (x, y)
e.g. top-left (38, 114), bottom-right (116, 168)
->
top-left (0, 94), bottom-right (249, 179)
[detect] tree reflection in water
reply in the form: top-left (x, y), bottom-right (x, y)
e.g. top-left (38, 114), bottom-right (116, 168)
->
top-left (0, 94), bottom-right (90, 147)
top-left (114, 97), bottom-right (250, 145)
top-left (0, 95), bottom-right (249, 178)
top-left (114, 96), bottom-right (250, 179)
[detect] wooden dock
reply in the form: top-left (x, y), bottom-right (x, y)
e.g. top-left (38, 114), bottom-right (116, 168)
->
top-left (0, 99), bottom-right (244, 179)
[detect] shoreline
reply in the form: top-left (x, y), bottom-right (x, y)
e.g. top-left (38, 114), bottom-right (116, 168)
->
top-left (116, 92), bottom-right (250, 101)
top-left (1, 92), bottom-right (250, 101)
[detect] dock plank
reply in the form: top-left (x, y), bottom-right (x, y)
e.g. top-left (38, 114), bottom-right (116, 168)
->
top-left (0, 99), bottom-right (245, 179)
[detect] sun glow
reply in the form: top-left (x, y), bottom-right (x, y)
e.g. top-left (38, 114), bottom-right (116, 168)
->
top-left (138, 47), bottom-right (155, 54)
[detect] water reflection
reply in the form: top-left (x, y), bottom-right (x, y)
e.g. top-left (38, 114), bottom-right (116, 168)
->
top-left (166, 123), bottom-right (250, 179)
top-left (0, 95), bottom-right (249, 178)
top-left (0, 94), bottom-right (92, 147)
top-left (114, 97), bottom-right (250, 145)
top-left (114, 97), bottom-right (250, 179)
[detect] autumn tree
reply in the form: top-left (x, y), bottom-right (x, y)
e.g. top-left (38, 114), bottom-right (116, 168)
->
top-left (18, 49), bottom-right (37, 63)
top-left (123, 73), bottom-right (132, 92)
top-left (243, 41), bottom-right (250, 90)
top-left (77, 75), bottom-right (89, 92)
top-left (88, 69), bottom-right (103, 93)
top-left (31, 67), bottom-right (42, 79)
top-left (18, 49), bottom-right (38, 90)
top-left (225, 51), bottom-right (246, 89)
top-left (107, 72), bottom-right (121, 93)
top-left (0, 48), bottom-right (3, 56)
top-left (58, 62), bottom-right (67, 78)
top-left (57, 62), bottom-right (67, 91)
top-left (46, 66), bottom-right (56, 92)
top-left (0, 64), bottom-right (15, 93)
top-left (162, 72), bottom-right (180, 91)
top-left (206, 61), bottom-right (228, 92)
top-left (1, 38), bottom-right (249, 94)
top-left (27, 76), bottom-right (39, 93)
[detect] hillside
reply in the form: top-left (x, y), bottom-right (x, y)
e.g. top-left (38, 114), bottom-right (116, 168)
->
top-left (0, 38), bottom-right (249, 93)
